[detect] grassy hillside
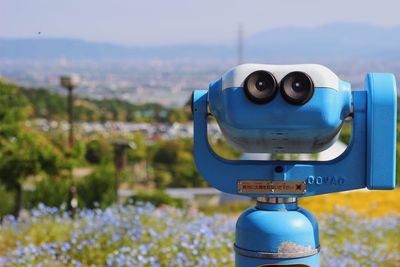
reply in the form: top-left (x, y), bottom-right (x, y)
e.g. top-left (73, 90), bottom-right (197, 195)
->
top-left (18, 85), bottom-right (189, 123)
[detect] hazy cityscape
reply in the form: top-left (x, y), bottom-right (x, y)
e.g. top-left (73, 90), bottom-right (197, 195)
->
top-left (0, 59), bottom-right (230, 107)
top-left (30, 118), bottom-right (222, 141)
top-left (1, 58), bottom-right (400, 108)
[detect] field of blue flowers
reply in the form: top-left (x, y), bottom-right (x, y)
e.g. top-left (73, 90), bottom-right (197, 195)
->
top-left (0, 203), bottom-right (399, 267)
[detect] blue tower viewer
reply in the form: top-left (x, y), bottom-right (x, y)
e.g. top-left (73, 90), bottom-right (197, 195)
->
top-left (192, 64), bottom-right (397, 267)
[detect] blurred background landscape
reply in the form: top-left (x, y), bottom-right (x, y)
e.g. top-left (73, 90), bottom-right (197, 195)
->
top-left (0, 0), bottom-right (399, 266)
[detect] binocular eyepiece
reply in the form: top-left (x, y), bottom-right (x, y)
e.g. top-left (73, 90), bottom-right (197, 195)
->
top-left (244, 71), bottom-right (314, 105)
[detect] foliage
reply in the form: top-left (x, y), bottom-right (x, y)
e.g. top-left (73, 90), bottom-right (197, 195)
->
top-left (19, 86), bottom-right (190, 123)
top-left (84, 138), bottom-right (113, 164)
top-left (76, 165), bottom-right (116, 209)
top-left (20, 88), bottom-right (67, 120)
top-left (339, 120), bottom-right (352, 145)
top-left (128, 191), bottom-right (187, 209)
top-left (0, 80), bottom-right (65, 185)
top-left (0, 204), bottom-right (234, 266)
top-left (167, 109), bottom-right (189, 123)
top-left (319, 209), bottom-right (399, 267)
top-left (24, 177), bottom-right (70, 209)
top-left (0, 204), bottom-right (398, 266)
top-left (0, 81), bottom-right (31, 138)
top-left (199, 201), bottom-right (254, 215)
top-left (149, 137), bottom-right (241, 188)
top-left (125, 132), bottom-right (147, 163)
top-left (0, 186), bottom-right (15, 217)
top-left (41, 129), bottom-right (86, 168)
top-left (0, 130), bottom-right (64, 190)
top-left (152, 139), bottom-right (207, 188)
top-left (152, 168), bottom-right (173, 188)
top-left (209, 139), bottom-right (241, 160)
top-left (68, 141), bottom-right (87, 168)
top-left (0, 80), bottom-right (69, 216)
top-left (0, 129), bottom-right (66, 217)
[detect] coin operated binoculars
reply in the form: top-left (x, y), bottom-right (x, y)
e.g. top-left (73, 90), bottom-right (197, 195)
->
top-left (192, 64), bottom-right (397, 267)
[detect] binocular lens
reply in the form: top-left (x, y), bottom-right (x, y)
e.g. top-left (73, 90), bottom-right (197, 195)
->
top-left (280, 72), bottom-right (314, 105)
top-left (244, 71), bottom-right (278, 104)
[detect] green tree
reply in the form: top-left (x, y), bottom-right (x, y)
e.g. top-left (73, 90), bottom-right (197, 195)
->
top-left (19, 85), bottom-right (187, 123)
top-left (85, 138), bottom-right (113, 164)
top-left (0, 185), bottom-right (16, 216)
top-left (21, 87), bottom-right (66, 120)
top-left (0, 81), bottom-right (31, 137)
top-left (210, 139), bottom-right (242, 160)
top-left (167, 109), bottom-right (188, 123)
top-left (153, 141), bottom-right (180, 165)
top-left (339, 121), bottom-right (352, 145)
top-left (152, 139), bottom-right (207, 188)
top-left (0, 81), bottom-right (64, 216)
top-left (153, 168), bottom-right (173, 188)
top-left (77, 164), bottom-right (116, 209)
top-left (24, 177), bottom-right (70, 209)
top-left (0, 130), bottom-right (64, 216)
top-left (126, 132), bottom-right (147, 163)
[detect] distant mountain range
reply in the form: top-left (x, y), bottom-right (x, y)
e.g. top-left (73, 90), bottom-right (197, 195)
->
top-left (1, 23), bottom-right (400, 61)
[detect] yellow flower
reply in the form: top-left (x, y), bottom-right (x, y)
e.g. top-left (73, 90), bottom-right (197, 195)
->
top-left (299, 189), bottom-right (400, 218)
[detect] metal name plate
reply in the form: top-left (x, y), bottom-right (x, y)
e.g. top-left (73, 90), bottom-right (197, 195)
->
top-left (237, 180), bottom-right (306, 194)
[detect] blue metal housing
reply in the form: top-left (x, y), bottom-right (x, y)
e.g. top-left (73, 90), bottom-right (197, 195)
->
top-left (193, 73), bottom-right (397, 198)
top-left (235, 202), bottom-right (320, 267)
top-left (208, 79), bottom-right (352, 153)
top-left (366, 74), bottom-right (397, 189)
top-left (192, 67), bottom-right (397, 267)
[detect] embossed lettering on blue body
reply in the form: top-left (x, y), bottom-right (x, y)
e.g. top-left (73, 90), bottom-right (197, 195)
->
top-left (307, 176), bottom-right (345, 185)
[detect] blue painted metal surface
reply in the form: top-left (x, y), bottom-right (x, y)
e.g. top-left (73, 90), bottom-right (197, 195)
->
top-left (208, 79), bottom-right (352, 153)
top-left (365, 73), bottom-right (397, 189)
top-left (192, 67), bottom-right (397, 267)
top-left (235, 202), bottom-right (319, 267)
top-left (236, 204), bottom-right (319, 251)
top-left (193, 73), bottom-right (397, 197)
top-left (236, 253), bottom-right (320, 267)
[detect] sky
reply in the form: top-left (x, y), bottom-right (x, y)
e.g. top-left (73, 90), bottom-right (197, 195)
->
top-left (1, 0), bottom-right (400, 46)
